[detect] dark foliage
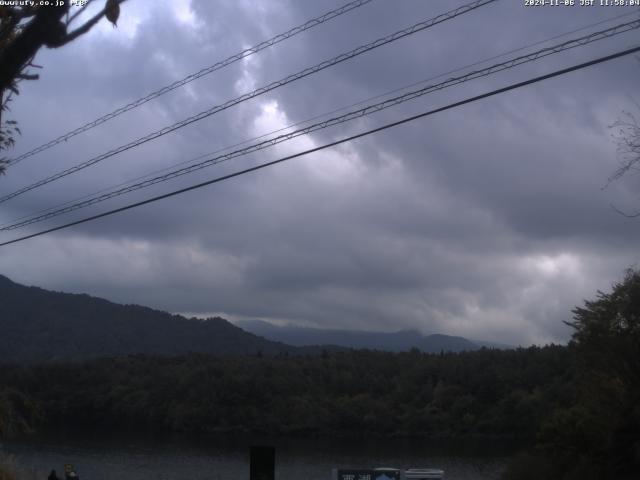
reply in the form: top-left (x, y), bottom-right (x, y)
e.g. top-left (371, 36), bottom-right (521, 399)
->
top-left (0, 386), bottom-right (41, 437)
top-left (0, 346), bottom-right (573, 439)
top-left (504, 269), bottom-right (640, 479)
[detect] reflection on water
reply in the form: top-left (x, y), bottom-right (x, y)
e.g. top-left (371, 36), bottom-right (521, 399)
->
top-left (1, 432), bottom-right (514, 480)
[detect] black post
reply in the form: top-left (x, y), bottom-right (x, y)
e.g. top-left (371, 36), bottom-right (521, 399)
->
top-left (250, 445), bottom-right (275, 480)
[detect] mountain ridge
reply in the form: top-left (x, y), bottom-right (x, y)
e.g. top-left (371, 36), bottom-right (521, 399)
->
top-left (0, 275), bottom-right (506, 363)
top-left (235, 319), bottom-right (491, 353)
top-left (0, 274), bottom-right (295, 363)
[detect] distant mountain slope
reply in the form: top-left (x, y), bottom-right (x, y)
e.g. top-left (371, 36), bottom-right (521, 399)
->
top-left (0, 275), bottom-right (294, 363)
top-left (236, 319), bottom-right (482, 353)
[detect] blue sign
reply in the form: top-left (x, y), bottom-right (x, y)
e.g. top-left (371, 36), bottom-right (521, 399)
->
top-left (373, 469), bottom-right (401, 480)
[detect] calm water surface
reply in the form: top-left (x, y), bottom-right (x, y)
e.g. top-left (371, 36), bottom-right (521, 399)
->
top-left (1, 433), bottom-right (515, 480)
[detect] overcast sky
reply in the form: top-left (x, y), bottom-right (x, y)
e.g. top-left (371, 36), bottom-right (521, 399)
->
top-left (1, 0), bottom-right (639, 345)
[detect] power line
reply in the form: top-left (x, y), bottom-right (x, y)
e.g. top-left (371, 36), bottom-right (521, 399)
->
top-left (33, 0), bottom-right (623, 230)
top-left (0, 0), bottom-right (497, 205)
top-left (2, 44), bottom-right (638, 248)
top-left (4, 17), bottom-right (638, 231)
top-left (7, 7), bottom-right (632, 231)
top-left (5, 0), bottom-right (376, 167)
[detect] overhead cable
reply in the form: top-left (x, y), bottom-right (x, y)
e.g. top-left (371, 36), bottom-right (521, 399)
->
top-left (5, 0), bottom-right (376, 167)
top-left (0, 0), bottom-right (497, 205)
top-left (2, 44), bottom-right (638, 247)
top-left (3, 18), bottom-right (638, 231)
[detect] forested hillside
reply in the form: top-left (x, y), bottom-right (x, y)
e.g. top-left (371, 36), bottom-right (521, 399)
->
top-left (0, 275), bottom-right (293, 361)
top-left (0, 346), bottom-right (572, 437)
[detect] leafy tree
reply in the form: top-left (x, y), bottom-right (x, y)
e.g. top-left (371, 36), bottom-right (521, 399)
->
top-left (568, 268), bottom-right (640, 387)
top-left (0, 0), bottom-right (125, 174)
top-left (0, 387), bottom-right (40, 438)
top-left (535, 269), bottom-right (640, 479)
top-left (569, 269), bottom-right (640, 472)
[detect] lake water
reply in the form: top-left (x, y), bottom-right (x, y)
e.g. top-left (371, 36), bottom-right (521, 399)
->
top-left (1, 433), bottom-right (515, 480)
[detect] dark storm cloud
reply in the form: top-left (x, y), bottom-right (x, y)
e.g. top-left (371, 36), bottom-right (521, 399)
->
top-left (1, 0), bottom-right (639, 345)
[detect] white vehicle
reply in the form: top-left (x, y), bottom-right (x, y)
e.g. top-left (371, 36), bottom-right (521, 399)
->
top-left (404, 468), bottom-right (445, 479)
top-left (332, 467), bottom-right (444, 480)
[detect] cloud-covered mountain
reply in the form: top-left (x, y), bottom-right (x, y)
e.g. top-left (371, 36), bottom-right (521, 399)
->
top-left (236, 319), bottom-right (495, 353)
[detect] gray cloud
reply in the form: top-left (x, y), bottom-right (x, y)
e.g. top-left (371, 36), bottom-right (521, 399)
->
top-left (1, 0), bottom-right (639, 345)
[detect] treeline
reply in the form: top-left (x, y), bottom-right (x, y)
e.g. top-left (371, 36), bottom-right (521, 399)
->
top-left (0, 346), bottom-right (572, 438)
top-left (1, 270), bottom-right (639, 479)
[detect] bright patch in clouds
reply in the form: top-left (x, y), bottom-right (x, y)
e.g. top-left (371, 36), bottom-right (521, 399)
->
top-left (526, 253), bottom-right (581, 277)
top-left (2, 0), bottom-right (638, 346)
top-left (251, 100), bottom-right (364, 184)
top-left (172, 0), bottom-right (201, 29)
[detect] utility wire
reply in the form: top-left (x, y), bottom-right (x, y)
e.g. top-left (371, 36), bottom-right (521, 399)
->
top-left (5, 7), bottom-right (634, 230)
top-left (11, 4), bottom-right (636, 232)
top-left (2, 44), bottom-right (638, 248)
top-left (5, 0), bottom-right (376, 167)
top-left (0, 0), bottom-right (497, 205)
top-left (3, 18), bottom-right (638, 231)
top-left (4, 3), bottom-right (633, 231)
